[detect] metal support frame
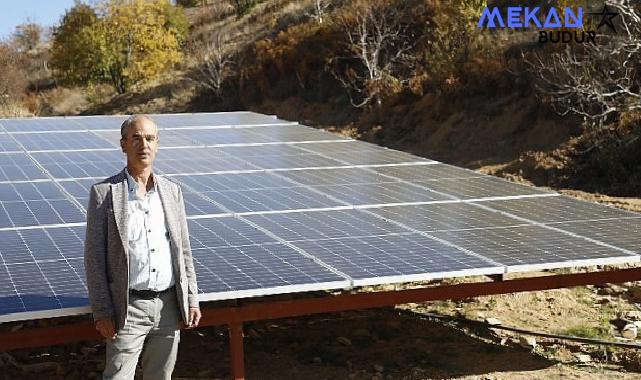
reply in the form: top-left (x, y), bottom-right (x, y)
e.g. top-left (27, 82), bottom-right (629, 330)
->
top-left (1, 266), bottom-right (640, 379)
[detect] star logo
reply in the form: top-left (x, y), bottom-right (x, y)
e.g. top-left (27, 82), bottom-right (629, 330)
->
top-left (590, 4), bottom-right (619, 33)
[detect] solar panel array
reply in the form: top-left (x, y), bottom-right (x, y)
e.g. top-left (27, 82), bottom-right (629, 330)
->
top-left (0, 112), bottom-right (639, 322)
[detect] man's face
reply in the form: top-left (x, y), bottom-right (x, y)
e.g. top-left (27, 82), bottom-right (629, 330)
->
top-left (120, 119), bottom-right (159, 168)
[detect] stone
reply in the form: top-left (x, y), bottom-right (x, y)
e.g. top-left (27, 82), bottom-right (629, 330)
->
top-left (575, 354), bottom-right (591, 363)
top-left (485, 317), bottom-right (502, 326)
top-left (625, 311), bottom-right (641, 321)
top-left (374, 364), bottom-right (384, 372)
top-left (609, 284), bottom-right (625, 294)
top-left (622, 324), bottom-right (638, 340)
top-left (337, 336), bottom-right (353, 346)
top-left (519, 336), bottom-right (537, 350)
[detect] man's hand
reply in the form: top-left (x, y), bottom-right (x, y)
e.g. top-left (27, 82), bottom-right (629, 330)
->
top-left (186, 307), bottom-right (201, 329)
top-left (95, 318), bottom-right (117, 340)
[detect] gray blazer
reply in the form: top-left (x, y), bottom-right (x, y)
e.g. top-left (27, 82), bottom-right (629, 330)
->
top-left (84, 168), bottom-right (199, 332)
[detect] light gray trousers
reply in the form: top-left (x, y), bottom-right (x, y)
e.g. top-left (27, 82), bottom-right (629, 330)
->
top-left (103, 290), bottom-right (181, 380)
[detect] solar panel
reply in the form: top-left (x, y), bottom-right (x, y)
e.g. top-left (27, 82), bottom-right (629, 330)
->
top-left (312, 182), bottom-right (450, 205)
top-left (0, 153), bottom-right (47, 182)
top-left (1, 118), bottom-right (87, 132)
top-left (0, 112), bottom-right (640, 323)
top-left (369, 203), bottom-right (529, 232)
top-left (0, 226), bottom-right (87, 317)
top-left (31, 150), bottom-right (124, 179)
top-left (245, 209), bottom-right (410, 242)
top-left (0, 134), bottom-right (21, 152)
top-left (67, 116), bottom-right (128, 130)
top-left (416, 176), bottom-right (551, 199)
top-left (290, 234), bottom-right (502, 286)
top-left (429, 225), bottom-right (636, 272)
top-left (371, 163), bottom-right (487, 181)
top-left (551, 218), bottom-right (641, 253)
top-left (479, 195), bottom-right (637, 223)
top-left (12, 132), bottom-right (118, 152)
top-left (152, 111), bottom-right (292, 127)
top-left (0, 182), bottom-right (85, 228)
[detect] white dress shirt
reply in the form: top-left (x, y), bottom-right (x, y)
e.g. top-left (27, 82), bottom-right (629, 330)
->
top-left (125, 169), bottom-right (175, 291)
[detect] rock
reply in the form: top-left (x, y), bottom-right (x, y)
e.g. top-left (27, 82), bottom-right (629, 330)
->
top-left (337, 336), bottom-right (353, 346)
top-left (374, 364), bottom-right (384, 372)
top-left (625, 311), bottom-right (641, 321)
top-left (575, 354), bottom-right (591, 363)
top-left (609, 284), bottom-right (625, 294)
top-left (622, 324), bottom-right (638, 340)
top-left (485, 317), bottom-right (502, 326)
top-left (519, 336), bottom-right (537, 350)
top-left (597, 297), bottom-right (612, 305)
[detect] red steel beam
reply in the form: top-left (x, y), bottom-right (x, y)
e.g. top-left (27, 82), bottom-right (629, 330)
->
top-left (229, 322), bottom-right (245, 380)
top-left (2, 266), bottom-right (640, 352)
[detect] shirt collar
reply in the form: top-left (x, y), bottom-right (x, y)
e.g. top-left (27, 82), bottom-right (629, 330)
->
top-left (125, 167), bottom-right (157, 195)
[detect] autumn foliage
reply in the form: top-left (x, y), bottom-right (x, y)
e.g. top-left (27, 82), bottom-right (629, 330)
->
top-left (51, 0), bottom-right (186, 93)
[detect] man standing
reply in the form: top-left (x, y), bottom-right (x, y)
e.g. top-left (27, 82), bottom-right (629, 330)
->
top-left (84, 114), bottom-right (201, 379)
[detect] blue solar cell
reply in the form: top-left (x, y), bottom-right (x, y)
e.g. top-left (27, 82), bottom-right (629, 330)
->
top-left (290, 234), bottom-right (500, 284)
top-left (13, 132), bottom-right (115, 152)
top-left (192, 244), bottom-right (346, 296)
top-left (0, 153), bottom-right (47, 182)
top-left (0, 134), bottom-right (21, 152)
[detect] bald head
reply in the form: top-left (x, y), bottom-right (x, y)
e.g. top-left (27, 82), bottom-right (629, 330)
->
top-left (120, 114), bottom-right (158, 139)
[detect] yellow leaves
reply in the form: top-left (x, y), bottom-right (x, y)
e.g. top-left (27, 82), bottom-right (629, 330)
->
top-left (52, 0), bottom-right (183, 92)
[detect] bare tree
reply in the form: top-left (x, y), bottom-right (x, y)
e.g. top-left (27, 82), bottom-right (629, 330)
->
top-left (525, 0), bottom-right (641, 128)
top-left (0, 43), bottom-right (28, 105)
top-left (306, 0), bottom-right (331, 24)
top-left (13, 21), bottom-right (43, 53)
top-left (193, 32), bottom-right (235, 98)
top-left (331, 0), bottom-right (414, 108)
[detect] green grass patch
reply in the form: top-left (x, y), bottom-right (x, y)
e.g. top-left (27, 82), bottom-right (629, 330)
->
top-left (556, 325), bottom-right (610, 340)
